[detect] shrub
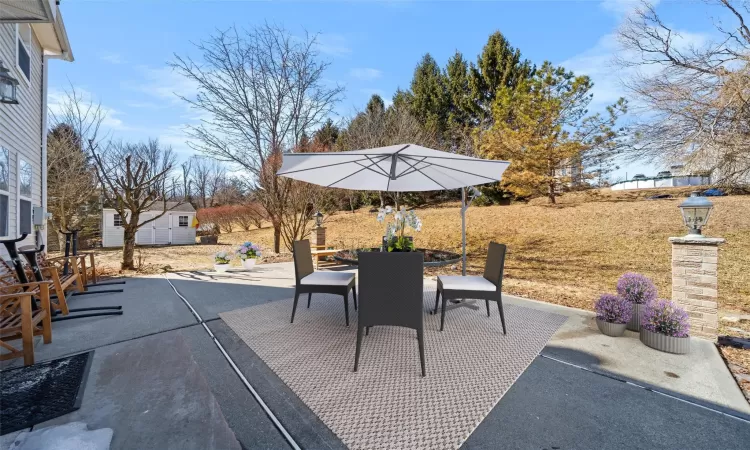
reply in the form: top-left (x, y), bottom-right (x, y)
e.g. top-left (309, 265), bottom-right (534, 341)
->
top-left (616, 272), bottom-right (657, 304)
top-left (594, 293), bottom-right (632, 324)
top-left (641, 299), bottom-right (690, 337)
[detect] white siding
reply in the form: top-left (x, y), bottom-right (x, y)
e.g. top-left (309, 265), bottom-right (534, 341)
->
top-left (0, 23), bottom-right (45, 257)
top-left (102, 209), bottom-right (196, 247)
top-left (171, 213), bottom-right (196, 245)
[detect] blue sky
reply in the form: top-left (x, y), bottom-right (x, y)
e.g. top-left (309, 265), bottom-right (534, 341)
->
top-left (48, 0), bottom-right (727, 181)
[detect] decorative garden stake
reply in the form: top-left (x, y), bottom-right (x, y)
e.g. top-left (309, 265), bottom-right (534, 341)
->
top-left (670, 192), bottom-right (724, 340)
top-left (616, 272), bottom-right (657, 331)
top-left (594, 293), bottom-right (632, 337)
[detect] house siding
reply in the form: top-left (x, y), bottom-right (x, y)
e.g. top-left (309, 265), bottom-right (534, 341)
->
top-left (0, 23), bottom-right (44, 256)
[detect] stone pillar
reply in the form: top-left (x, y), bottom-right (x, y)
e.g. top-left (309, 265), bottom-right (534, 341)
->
top-left (310, 226), bottom-right (326, 248)
top-left (669, 236), bottom-right (725, 340)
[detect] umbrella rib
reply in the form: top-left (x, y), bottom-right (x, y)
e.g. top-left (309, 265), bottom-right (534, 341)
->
top-left (277, 156), bottom-right (374, 176)
top-left (400, 155), bottom-right (503, 183)
top-left (397, 156), bottom-right (450, 190)
top-left (327, 155), bottom-right (390, 188)
top-left (394, 156), bottom-right (428, 178)
top-left (354, 160), bottom-right (390, 178)
top-left (363, 156), bottom-right (392, 177)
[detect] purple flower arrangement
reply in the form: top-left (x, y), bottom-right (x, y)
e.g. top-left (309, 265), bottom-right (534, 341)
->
top-left (594, 294), bottom-right (633, 324)
top-left (641, 299), bottom-right (690, 338)
top-left (236, 242), bottom-right (262, 260)
top-left (616, 273), bottom-right (657, 304)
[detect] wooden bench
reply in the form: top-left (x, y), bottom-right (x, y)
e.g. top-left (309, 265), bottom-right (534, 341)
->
top-left (0, 282), bottom-right (52, 366)
top-left (310, 248), bottom-right (340, 269)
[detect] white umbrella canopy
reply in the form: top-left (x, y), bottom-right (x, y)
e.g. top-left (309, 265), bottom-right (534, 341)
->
top-left (276, 144), bottom-right (510, 192)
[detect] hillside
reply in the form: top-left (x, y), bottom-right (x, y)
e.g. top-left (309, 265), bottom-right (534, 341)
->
top-left (95, 189), bottom-right (750, 315)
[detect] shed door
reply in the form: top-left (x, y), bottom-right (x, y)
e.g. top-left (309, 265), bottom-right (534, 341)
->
top-left (153, 213), bottom-right (171, 244)
top-left (103, 211), bottom-right (124, 247)
top-left (136, 212), bottom-right (154, 245)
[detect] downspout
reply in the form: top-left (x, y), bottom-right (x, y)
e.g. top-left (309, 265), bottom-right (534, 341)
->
top-left (40, 54), bottom-right (49, 249)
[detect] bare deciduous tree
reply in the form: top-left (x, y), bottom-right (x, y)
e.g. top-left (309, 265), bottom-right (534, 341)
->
top-left (47, 86), bottom-right (103, 247)
top-left (190, 156), bottom-right (226, 208)
top-left (617, 0), bottom-right (750, 184)
top-left (91, 139), bottom-right (179, 270)
top-left (171, 23), bottom-right (344, 252)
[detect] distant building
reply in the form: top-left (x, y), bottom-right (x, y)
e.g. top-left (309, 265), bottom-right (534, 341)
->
top-left (610, 169), bottom-right (711, 191)
top-left (101, 202), bottom-right (197, 248)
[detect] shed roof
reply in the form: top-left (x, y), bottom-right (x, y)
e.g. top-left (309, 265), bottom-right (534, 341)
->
top-left (103, 202), bottom-right (196, 213)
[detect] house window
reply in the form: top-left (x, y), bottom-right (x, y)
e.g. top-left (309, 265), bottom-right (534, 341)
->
top-left (113, 214), bottom-right (123, 227)
top-left (0, 148), bottom-right (8, 238)
top-left (178, 215), bottom-right (188, 227)
top-left (18, 159), bottom-right (32, 235)
top-left (16, 24), bottom-right (31, 83)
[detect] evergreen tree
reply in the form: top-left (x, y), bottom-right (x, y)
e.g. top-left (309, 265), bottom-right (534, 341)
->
top-left (313, 118), bottom-right (340, 151)
top-left (409, 53), bottom-right (449, 137)
top-left (366, 94), bottom-right (386, 115)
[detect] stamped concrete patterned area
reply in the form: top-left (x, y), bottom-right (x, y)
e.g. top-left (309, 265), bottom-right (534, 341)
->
top-left (221, 290), bottom-right (567, 450)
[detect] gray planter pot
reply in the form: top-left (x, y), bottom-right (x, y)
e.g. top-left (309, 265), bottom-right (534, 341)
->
top-left (626, 303), bottom-right (643, 331)
top-left (596, 319), bottom-right (627, 337)
top-left (640, 328), bottom-right (690, 354)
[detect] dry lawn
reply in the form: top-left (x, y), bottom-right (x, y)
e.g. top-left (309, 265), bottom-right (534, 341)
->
top-left (93, 188), bottom-right (750, 315)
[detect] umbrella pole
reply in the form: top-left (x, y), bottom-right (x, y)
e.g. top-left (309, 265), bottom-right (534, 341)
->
top-left (461, 187), bottom-right (467, 277)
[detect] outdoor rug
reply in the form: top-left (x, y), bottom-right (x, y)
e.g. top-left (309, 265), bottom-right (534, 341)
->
top-left (0, 351), bottom-right (93, 435)
top-left (221, 290), bottom-right (567, 450)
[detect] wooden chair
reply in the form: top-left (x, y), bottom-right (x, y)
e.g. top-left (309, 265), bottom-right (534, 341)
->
top-left (355, 251), bottom-right (426, 376)
top-left (0, 258), bottom-right (69, 317)
top-left (434, 242), bottom-right (507, 333)
top-left (291, 240), bottom-right (357, 326)
top-left (30, 252), bottom-right (85, 311)
top-left (0, 281), bottom-right (52, 366)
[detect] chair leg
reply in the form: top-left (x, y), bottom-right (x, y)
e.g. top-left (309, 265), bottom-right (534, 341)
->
top-left (21, 297), bottom-right (34, 366)
top-left (291, 290), bottom-right (300, 323)
top-left (343, 291), bottom-right (350, 327)
top-left (417, 328), bottom-right (426, 377)
top-left (497, 297), bottom-right (507, 335)
top-left (440, 295), bottom-right (448, 331)
top-left (354, 325), bottom-right (364, 372)
top-left (307, 293), bottom-right (312, 308)
top-left (352, 286), bottom-right (357, 311)
top-left (433, 289), bottom-right (441, 315)
top-left (485, 299), bottom-right (491, 317)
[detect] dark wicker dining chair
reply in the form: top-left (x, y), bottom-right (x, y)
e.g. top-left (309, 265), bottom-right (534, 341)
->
top-left (355, 251), bottom-right (426, 377)
top-left (291, 240), bottom-right (357, 326)
top-left (434, 242), bottom-right (507, 334)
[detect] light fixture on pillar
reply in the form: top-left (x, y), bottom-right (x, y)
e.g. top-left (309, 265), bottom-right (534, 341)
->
top-left (678, 191), bottom-right (713, 237)
top-left (314, 211), bottom-right (324, 228)
top-left (0, 61), bottom-right (19, 105)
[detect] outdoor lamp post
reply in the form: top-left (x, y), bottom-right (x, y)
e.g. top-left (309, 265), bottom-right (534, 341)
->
top-left (678, 191), bottom-right (714, 237)
top-left (314, 211), bottom-right (323, 228)
top-left (0, 61), bottom-right (20, 105)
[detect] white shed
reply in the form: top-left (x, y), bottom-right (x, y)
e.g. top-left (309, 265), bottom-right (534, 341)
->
top-left (101, 202), bottom-right (197, 248)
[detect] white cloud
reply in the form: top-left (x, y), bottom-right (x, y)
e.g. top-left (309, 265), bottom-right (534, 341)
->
top-left (349, 68), bottom-right (382, 81)
top-left (123, 65), bottom-right (198, 104)
top-left (99, 52), bottom-right (124, 64)
top-left (600, 0), bottom-right (660, 16)
top-left (315, 33), bottom-right (351, 56)
top-left (47, 87), bottom-right (129, 132)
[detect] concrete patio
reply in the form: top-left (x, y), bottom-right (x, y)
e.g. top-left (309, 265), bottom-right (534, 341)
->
top-left (2, 262), bottom-right (749, 449)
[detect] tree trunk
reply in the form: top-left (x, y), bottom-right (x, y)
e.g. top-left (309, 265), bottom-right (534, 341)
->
top-left (548, 182), bottom-right (557, 204)
top-left (273, 224), bottom-right (281, 253)
top-left (122, 227), bottom-right (137, 270)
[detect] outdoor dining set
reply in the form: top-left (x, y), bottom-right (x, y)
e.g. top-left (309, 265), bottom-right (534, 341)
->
top-left (290, 239), bottom-right (508, 377)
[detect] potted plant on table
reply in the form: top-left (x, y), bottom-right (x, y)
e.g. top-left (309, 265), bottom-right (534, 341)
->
top-left (214, 251), bottom-right (233, 273)
top-left (377, 206), bottom-right (422, 252)
top-left (236, 242), bottom-right (261, 270)
top-left (594, 293), bottom-right (632, 337)
top-left (616, 272), bottom-right (657, 331)
top-left (640, 299), bottom-right (690, 354)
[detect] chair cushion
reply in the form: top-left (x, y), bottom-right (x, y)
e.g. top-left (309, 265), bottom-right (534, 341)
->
top-left (438, 275), bottom-right (496, 292)
top-left (300, 271), bottom-right (354, 286)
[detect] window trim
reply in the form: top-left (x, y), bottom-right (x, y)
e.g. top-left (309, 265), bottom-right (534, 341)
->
top-left (0, 147), bottom-right (9, 239)
top-left (17, 158), bottom-right (33, 236)
top-left (178, 215), bottom-right (189, 227)
top-left (15, 24), bottom-right (31, 85)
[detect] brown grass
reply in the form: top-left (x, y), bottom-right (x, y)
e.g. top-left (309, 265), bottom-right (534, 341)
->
top-left (90, 189), bottom-right (750, 316)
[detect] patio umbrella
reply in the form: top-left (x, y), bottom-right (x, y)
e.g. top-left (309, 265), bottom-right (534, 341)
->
top-left (277, 143), bottom-right (510, 274)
